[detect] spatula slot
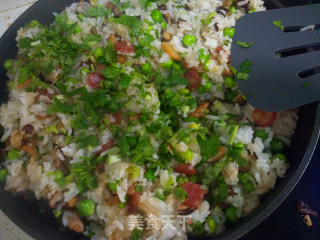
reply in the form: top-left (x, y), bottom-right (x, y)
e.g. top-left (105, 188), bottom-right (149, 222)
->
top-left (284, 24), bottom-right (320, 32)
top-left (298, 66), bottom-right (320, 79)
top-left (275, 42), bottom-right (320, 58)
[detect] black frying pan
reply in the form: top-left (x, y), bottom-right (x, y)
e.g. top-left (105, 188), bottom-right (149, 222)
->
top-left (0, 1), bottom-right (319, 240)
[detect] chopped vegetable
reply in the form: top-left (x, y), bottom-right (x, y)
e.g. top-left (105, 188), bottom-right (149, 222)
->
top-left (272, 20), bottom-right (284, 31)
top-left (77, 199), bottom-right (95, 217)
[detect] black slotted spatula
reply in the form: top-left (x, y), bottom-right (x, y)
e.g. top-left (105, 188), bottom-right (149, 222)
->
top-left (231, 3), bottom-right (320, 112)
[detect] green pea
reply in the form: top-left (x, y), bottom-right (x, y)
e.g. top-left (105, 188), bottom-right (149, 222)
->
top-left (243, 181), bottom-right (255, 192)
top-left (141, 62), bottom-right (152, 74)
top-left (4, 59), bottom-right (14, 70)
top-left (29, 20), bottom-right (40, 28)
top-left (161, 59), bottom-right (173, 70)
top-left (225, 77), bottom-right (237, 88)
top-left (146, 1), bottom-right (154, 8)
top-left (80, 67), bottom-right (90, 75)
top-left (0, 169), bottom-right (8, 182)
top-left (229, 6), bottom-right (236, 14)
top-left (225, 206), bottom-right (238, 222)
top-left (273, 153), bottom-right (287, 162)
top-left (203, 60), bottom-right (212, 71)
top-left (199, 49), bottom-right (210, 63)
top-left (151, 10), bottom-right (162, 23)
top-left (77, 199), bottom-right (95, 217)
top-left (198, 81), bottom-right (213, 93)
top-left (8, 149), bottom-right (20, 160)
top-left (270, 138), bottom-right (285, 153)
top-left (182, 34), bottom-right (196, 46)
top-left (233, 142), bottom-right (244, 148)
top-left (184, 149), bottom-right (194, 161)
top-left (255, 130), bottom-right (268, 141)
top-left (77, 14), bottom-right (84, 21)
top-left (74, 26), bottom-right (82, 33)
top-left (206, 216), bottom-right (216, 233)
top-left (249, 8), bottom-right (256, 13)
top-left (161, 21), bottom-right (167, 29)
top-left (145, 169), bottom-right (155, 182)
top-left (108, 182), bottom-right (118, 192)
top-left (223, 27), bottom-right (235, 38)
top-left (93, 48), bottom-right (104, 59)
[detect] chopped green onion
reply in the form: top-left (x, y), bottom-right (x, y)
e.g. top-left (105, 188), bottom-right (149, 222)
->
top-left (223, 27), bottom-right (235, 38)
top-left (0, 169), bottom-right (8, 182)
top-left (155, 191), bottom-right (166, 201)
top-left (229, 125), bottom-right (239, 145)
top-left (4, 59), bottom-right (14, 70)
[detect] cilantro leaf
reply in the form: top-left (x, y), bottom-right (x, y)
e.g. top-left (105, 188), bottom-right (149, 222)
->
top-left (217, 183), bottom-right (229, 202)
top-left (272, 20), bottom-right (284, 31)
top-left (86, 5), bottom-right (109, 17)
top-left (235, 59), bottom-right (253, 80)
top-left (47, 97), bottom-right (77, 115)
top-left (240, 59), bottom-right (253, 73)
top-left (112, 15), bottom-right (142, 27)
top-left (236, 72), bottom-right (249, 80)
top-left (202, 160), bottom-right (228, 185)
top-left (174, 186), bottom-right (189, 202)
top-left (228, 148), bottom-right (249, 167)
top-left (138, 0), bottom-right (149, 7)
top-left (235, 41), bottom-right (254, 48)
top-left (105, 41), bottom-right (117, 64)
top-left (76, 135), bottom-right (98, 148)
top-left (119, 134), bottom-right (130, 156)
top-left (131, 136), bottom-right (155, 165)
top-left (197, 134), bottom-right (220, 162)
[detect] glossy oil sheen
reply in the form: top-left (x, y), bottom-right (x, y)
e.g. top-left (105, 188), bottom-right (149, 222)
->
top-left (0, 1), bottom-right (319, 240)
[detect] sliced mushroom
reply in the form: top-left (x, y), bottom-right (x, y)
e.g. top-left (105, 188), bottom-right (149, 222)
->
top-left (163, 13), bottom-right (172, 25)
top-left (237, 94), bottom-right (247, 106)
top-left (207, 146), bottom-right (226, 162)
top-left (189, 102), bottom-right (209, 119)
top-left (108, 34), bottom-right (116, 44)
top-left (18, 144), bottom-right (38, 162)
top-left (53, 148), bottom-right (63, 168)
top-left (162, 30), bottom-right (172, 41)
top-left (178, 204), bottom-right (196, 215)
top-left (105, 196), bottom-right (120, 206)
top-left (10, 130), bottom-right (24, 148)
top-left (66, 212), bottom-right (84, 233)
top-left (49, 192), bottom-right (62, 208)
top-left (66, 197), bottom-right (79, 208)
top-left (90, 26), bottom-right (98, 35)
top-left (223, 0), bottom-right (233, 8)
top-left (127, 183), bottom-right (136, 195)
